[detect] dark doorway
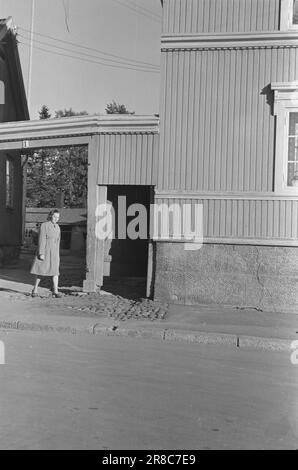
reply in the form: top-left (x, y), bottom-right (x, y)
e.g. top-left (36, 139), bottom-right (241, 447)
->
top-left (102, 185), bottom-right (152, 298)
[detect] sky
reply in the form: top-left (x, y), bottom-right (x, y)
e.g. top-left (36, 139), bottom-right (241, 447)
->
top-left (0, 0), bottom-right (162, 119)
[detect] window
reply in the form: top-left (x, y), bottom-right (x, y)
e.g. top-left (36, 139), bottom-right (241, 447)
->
top-left (288, 113), bottom-right (298, 186)
top-left (294, 0), bottom-right (298, 24)
top-left (272, 82), bottom-right (298, 194)
top-left (280, 0), bottom-right (298, 29)
top-left (6, 157), bottom-right (14, 209)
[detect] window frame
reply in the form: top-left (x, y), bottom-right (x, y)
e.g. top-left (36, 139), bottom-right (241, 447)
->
top-left (5, 155), bottom-right (14, 210)
top-left (287, 112), bottom-right (298, 187)
top-left (280, 0), bottom-right (298, 30)
top-left (272, 82), bottom-right (298, 194)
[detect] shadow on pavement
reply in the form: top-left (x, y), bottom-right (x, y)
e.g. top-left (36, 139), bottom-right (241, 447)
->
top-left (102, 277), bottom-right (147, 300)
top-left (1, 252), bottom-right (148, 301)
top-left (0, 252), bottom-right (86, 292)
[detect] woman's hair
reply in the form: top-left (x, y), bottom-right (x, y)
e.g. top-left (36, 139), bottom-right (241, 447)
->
top-left (47, 209), bottom-right (60, 221)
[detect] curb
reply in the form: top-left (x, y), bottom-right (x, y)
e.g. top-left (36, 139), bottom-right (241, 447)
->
top-left (0, 319), bottom-right (293, 352)
top-left (0, 320), bottom-right (78, 335)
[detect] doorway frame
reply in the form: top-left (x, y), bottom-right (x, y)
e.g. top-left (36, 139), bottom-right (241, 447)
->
top-left (0, 121), bottom-right (102, 291)
top-left (103, 183), bottom-right (155, 298)
top-left (0, 115), bottom-right (159, 293)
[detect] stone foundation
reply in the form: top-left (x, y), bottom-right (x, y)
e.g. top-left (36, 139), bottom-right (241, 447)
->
top-left (154, 243), bottom-right (298, 314)
top-left (0, 246), bottom-right (20, 267)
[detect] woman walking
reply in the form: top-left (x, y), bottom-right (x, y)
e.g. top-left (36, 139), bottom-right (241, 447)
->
top-left (30, 209), bottom-right (62, 298)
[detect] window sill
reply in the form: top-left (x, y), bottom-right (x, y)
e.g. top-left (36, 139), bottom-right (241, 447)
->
top-left (277, 188), bottom-right (298, 195)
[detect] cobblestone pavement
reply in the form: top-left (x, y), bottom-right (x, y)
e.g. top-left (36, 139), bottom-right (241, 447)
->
top-left (62, 293), bottom-right (169, 321)
top-left (5, 290), bottom-right (169, 322)
top-left (37, 275), bottom-right (168, 321)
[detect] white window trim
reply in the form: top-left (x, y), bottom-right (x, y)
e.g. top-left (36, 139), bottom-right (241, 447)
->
top-left (280, 0), bottom-right (298, 30)
top-left (272, 82), bottom-right (298, 195)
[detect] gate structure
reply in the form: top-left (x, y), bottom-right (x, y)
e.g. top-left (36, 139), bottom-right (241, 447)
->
top-left (0, 115), bottom-right (160, 293)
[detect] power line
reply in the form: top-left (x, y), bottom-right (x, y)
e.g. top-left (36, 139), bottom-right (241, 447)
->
top-left (120, 0), bottom-right (162, 20)
top-left (118, 0), bottom-right (162, 19)
top-left (110, 0), bottom-right (161, 23)
top-left (18, 26), bottom-right (160, 69)
top-left (18, 32), bottom-right (159, 71)
top-left (19, 39), bottom-right (160, 74)
top-left (19, 39), bottom-right (159, 73)
top-left (112, 0), bottom-right (161, 22)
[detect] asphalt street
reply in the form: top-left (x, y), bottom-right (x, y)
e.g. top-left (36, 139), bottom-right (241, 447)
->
top-left (0, 330), bottom-right (297, 450)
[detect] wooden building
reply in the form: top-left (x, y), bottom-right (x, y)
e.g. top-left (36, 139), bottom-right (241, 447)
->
top-left (1, 1), bottom-right (298, 312)
top-left (154, 0), bottom-right (298, 312)
top-left (0, 17), bottom-right (29, 266)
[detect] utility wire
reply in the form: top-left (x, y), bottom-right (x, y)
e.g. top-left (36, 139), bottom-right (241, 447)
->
top-left (18, 26), bottom-right (160, 69)
top-left (110, 0), bottom-right (161, 23)
top-left (18, 32), bottom-right (159, 71)
top-left (114, 0), bottom-right (161, 22)
top-left (19, 39), bottom-right (160, 73)
top-left (118, 0), bottom-right (162, 19)
top-left (119, 0), bottom-right (162, 19)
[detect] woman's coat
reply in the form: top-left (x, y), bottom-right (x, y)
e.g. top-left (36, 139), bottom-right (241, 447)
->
top-left (30, 221), bottom-right (61, 276)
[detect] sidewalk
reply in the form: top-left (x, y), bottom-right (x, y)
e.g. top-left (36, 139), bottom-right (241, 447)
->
top-left (0, 255), bottom-right (297, 351)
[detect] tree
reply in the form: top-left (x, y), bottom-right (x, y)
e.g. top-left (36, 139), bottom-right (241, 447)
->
top-left (55, 108), bottom-right (88, 118)
top-left (51, 146), bottom-right (88, 207)
top-left (105, 100), bottom-right (135, 115)
top-left (26, 107), bottom-right (89, 208)
top-left (39, 105), bottom-right (51, 120)
top-left (51, 109), bottom-right (88, 207)
top-left (26, 145), bottom-right (88, 208)
top-left (26, 150), bottom-right (58, 207)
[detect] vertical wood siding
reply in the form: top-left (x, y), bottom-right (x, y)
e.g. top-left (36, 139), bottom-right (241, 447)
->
top-left (154, 196), bottom-right (298, 243)
top-left (163, 0), bottom-right (280, 34)
top-left (158, 47), bottom-right (298, 192)
top-left (96, 133), bottom-right (159, 185)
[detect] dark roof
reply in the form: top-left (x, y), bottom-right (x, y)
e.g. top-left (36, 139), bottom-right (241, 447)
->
top-left (26, 208), bottom-right (87, 226)
top-left (0, 17), bottom-right (29, 120)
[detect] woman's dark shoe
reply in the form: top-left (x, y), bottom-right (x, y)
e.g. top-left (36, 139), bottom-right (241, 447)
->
top-left (31, 290), bottom-right (38, 298)
top-left (52, 292), bottom-right (62, 298)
